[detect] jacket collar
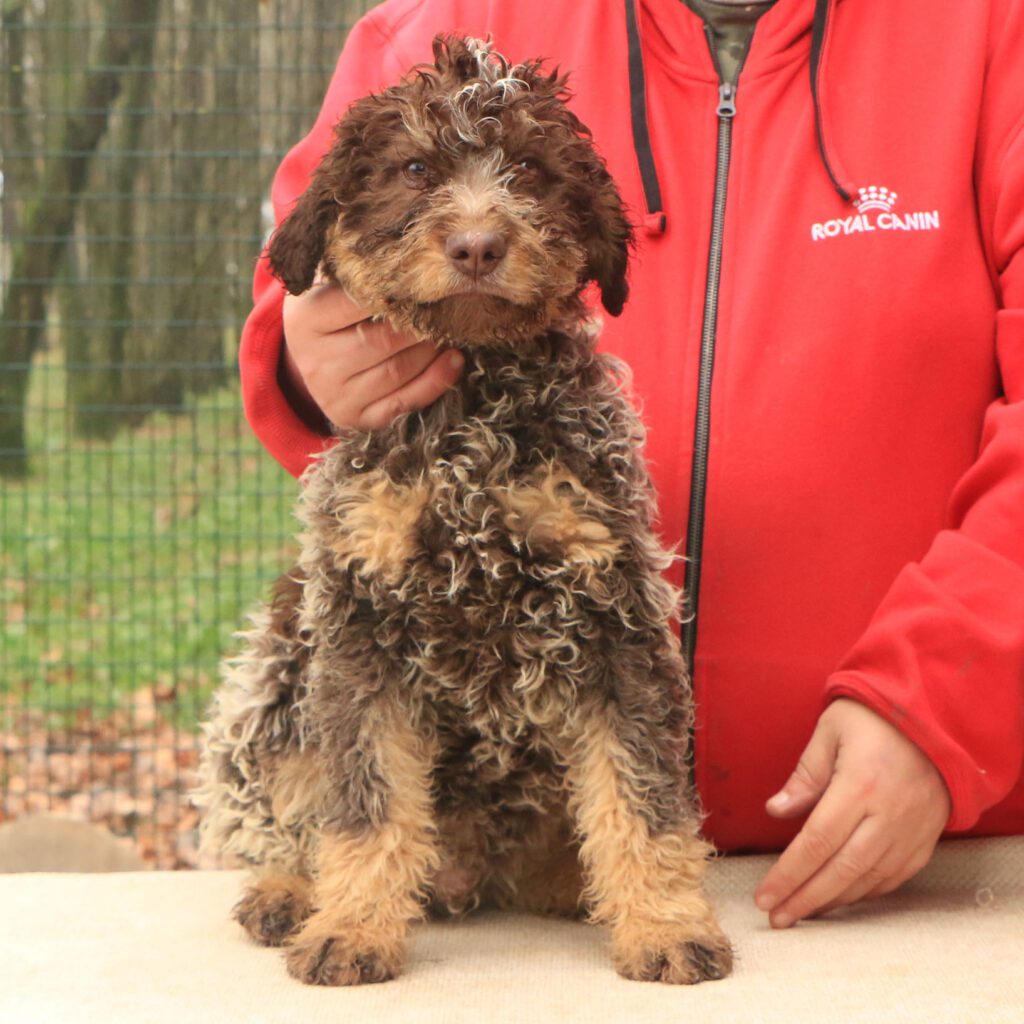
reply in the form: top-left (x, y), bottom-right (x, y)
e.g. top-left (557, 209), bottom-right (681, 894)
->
top-left (627, 0), bottom-right (854, 233)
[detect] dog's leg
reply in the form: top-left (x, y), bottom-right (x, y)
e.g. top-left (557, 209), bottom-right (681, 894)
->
top-left (566, 693), bottom-right (733, 984)
top-left (234, 872), bottom-right (314, 947)
top-left (284, 695), bottom-right (439, 986)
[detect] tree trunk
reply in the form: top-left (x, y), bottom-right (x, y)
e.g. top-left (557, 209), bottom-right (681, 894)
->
top-left (63, 0), bottom-right (161, 439)
top-left (0, 0), bottom-right (146, 476)
top-left (0, 0), bottom-right (35, 476)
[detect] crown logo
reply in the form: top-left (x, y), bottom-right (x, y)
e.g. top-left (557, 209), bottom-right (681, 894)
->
top-left (855, 185), bottom-right (898, 213)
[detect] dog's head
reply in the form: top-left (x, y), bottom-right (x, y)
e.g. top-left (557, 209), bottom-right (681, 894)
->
top-left (267, 35), bottom-right (632, 345)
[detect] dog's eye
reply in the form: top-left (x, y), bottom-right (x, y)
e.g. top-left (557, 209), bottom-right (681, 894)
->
top-left (509, 158), bottom-right (544, 188)
top-left (403, 160), bottom-right (430, 186)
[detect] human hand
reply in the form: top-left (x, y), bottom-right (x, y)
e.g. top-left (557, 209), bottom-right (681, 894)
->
top-left (281, 280), bottom-right (464, 430)
top-left (753, 698), bottom-right (951, 928)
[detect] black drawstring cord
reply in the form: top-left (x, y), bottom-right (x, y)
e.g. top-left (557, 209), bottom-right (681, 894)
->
top-left (810, 0), bottom-right (855, 203)
top-left (625, 0), bottom-right (667, 234)
top-left (627, 0), bottom-right (853, 218)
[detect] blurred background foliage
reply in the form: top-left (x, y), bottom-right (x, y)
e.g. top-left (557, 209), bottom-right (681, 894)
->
top-left (1, 0), bottom-right (375, 866)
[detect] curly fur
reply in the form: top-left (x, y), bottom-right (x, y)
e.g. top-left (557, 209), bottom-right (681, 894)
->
top-left (193, 36), bottom-right (731, 986)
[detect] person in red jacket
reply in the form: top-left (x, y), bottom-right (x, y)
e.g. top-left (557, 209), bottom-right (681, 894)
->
top-left (239, 0), bottom-right (1024, 929)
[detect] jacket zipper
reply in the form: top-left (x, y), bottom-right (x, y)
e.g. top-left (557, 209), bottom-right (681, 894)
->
top-left (681, 33), bottom-right (742, 675)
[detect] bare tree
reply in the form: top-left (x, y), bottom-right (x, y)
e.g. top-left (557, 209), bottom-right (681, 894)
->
top-left (62, 0), bottom-right (161, 438)
top-left (1, 0), bottom-right (375, 474)
top-left (0, 0), bottom-right (155, 475)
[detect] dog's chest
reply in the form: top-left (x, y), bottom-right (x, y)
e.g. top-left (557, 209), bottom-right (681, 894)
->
top-left (311, 378), bottom-right (623, 582)
top-left (317, 436), bottom-right (620, 593)
top-left (304, 410), bottom-right (627, 731)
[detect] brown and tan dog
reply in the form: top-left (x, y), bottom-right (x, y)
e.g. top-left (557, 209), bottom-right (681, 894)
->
top-left (194, 36), bottom-right (732, 987)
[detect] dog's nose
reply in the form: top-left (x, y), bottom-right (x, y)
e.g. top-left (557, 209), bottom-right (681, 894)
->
top-left (445, 231), bottom-right (507, 279)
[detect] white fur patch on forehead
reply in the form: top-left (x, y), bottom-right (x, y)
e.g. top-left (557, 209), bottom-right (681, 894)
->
top-left (443, 38), bottom-right (531, 148)
top-left (459, 37), bottom-right (530, 94)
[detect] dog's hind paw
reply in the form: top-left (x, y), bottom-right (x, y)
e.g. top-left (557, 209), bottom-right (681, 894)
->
top-left (285, 934), bottom-right (399, 986)
top-left (613, 922), bottom-right (734, 985)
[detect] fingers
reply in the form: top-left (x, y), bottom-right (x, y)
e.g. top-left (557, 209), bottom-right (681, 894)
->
top-left (281, 281), bottom-right (465, 429)
top-left (335, 319), bottom-right (428, 379)
top-left (759, 789), bottom-right (943, 928)
top-left (813, 842), bottom-right (933, 917)
top-left (357, 348), bottom-right (464, 430)
top-left (286, 292), bottom-right (424, 380)
top-left (764, 714), bottom-right (838, 820)
top-left (284, 281), bottom-right (370, 334)
top-left (754, 777), bottom-right (865, 924)
top-left (755, 700), bottom-right (950, 929)
top-left (765, 819), bottom-right (893, 927)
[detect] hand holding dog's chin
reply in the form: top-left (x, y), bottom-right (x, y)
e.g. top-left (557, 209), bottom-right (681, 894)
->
top-left (753, 698), bottom-right (951, 928)
top-left (281, 281), bottom-right (464, 431)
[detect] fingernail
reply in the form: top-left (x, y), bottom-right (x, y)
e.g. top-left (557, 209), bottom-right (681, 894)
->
top-left (755, 891), bottom-right (774, 911)
top-left (448, 350), bottom-right (464, 369)
top-left (771, 911), bottom-right (794, 929)
top-left (766, 792), bottom-right (791, 812)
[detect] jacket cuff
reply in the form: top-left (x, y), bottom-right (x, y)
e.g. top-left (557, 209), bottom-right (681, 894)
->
top-left (823, 672), bottom-right (970, 832)
top-left (239, 282), bottom-right (335, 478)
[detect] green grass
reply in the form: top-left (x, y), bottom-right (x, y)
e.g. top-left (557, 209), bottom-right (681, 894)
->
top-left (1, 352), bottom-right (300, 730)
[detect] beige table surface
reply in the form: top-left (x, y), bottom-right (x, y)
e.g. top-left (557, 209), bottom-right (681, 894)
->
top-left (1, 837), bottom-right (1021, 1024)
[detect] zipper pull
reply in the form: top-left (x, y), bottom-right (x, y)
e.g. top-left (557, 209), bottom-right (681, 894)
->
top-left (717, 82), bottom-right (737, 119)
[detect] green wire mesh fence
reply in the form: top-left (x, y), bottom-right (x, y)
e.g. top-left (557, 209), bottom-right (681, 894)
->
top-left (1, 0), bottom-right (374, 868)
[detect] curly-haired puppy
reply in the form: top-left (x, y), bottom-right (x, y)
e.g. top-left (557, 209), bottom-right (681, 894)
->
top-left (194, 36), bottom-right (732, 987)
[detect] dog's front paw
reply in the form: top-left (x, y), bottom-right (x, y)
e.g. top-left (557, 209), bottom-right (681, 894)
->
top-left (233, 878), bottom-right (312, 947)
top-left (285, 933), bottom-right (400, 986)
top-left (613, 921), bottom-right (733, 985)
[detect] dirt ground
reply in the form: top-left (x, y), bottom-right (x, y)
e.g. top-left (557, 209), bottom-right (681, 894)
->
top-left (1, 687), bottom-right (213, 869)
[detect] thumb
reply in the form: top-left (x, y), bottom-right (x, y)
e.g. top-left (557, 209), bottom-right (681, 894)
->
top-left (766, 716), bottom-right (839, 818)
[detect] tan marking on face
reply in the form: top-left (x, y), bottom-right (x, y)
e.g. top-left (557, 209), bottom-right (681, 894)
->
top-left (322, 147), bottom-right (584, 341)
top-left (329, 473), bottom-right (430, 580)
top-left (496, 469), bottom-right (621, 568)
top-left (327, 181), bottom-right (570, 307)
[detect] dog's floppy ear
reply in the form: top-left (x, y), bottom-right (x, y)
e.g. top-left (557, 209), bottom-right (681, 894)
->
top-left (266, 173), bottom-right (340, 296)
top-left (539, 77), bottom-right (633, 318)
top-left (266, 101), bottom-right (379, 296)
top-left (582, 164), bottom-right (633, 317)
top-left (267, 92), bottom-right (404, 295)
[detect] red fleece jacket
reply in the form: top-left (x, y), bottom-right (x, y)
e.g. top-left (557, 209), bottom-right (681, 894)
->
top-left (239, 0), bottom-right (1024, 852)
